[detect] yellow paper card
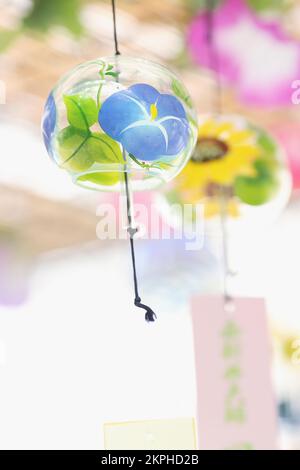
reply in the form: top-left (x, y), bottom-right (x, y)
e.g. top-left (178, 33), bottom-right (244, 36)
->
top-left (104, 418), bottom-right (197, 450)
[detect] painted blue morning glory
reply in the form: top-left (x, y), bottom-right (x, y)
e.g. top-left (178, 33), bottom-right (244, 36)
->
top-left (42, 93), bottom-right (56, 157)
top-left (98, 83), bottom-right (190, 161)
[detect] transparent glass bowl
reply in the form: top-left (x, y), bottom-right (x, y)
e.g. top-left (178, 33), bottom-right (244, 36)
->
top-left (42, 56), bottom-right (198, 191)
top-left (161, 114), bottom-right (291, 228)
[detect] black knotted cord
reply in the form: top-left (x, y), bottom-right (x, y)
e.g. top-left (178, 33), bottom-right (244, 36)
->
top-left (111, 0), bottom-right (156, 322)
top-left (205, 0), bottom-right (233, 307)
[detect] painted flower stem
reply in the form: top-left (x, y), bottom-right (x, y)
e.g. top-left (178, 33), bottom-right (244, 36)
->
top-left (96, 83), bottom-right (103, 110)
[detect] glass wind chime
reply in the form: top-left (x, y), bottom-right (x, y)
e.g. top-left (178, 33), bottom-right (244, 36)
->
top-left (164, 0), bottom-right (290, 306)
top-left (42, 0), bottom-right (198, 321)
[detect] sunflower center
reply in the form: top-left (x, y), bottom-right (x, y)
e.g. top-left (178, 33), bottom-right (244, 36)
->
top-left (192, 138), bottom-right (229, 163)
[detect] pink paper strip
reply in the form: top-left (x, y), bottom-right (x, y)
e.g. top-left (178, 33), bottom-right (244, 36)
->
top-left (191, 296), bottom-right (278, 450)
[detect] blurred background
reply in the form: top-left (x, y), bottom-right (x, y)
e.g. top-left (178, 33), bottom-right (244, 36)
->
top-left (0, 0), bottom-right (300, 450)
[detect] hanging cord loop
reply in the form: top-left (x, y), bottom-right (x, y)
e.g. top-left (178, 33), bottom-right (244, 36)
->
top-left (111, 0), bottom-right (156, 322)
top-left (123, 166), bottom-right (157, 322)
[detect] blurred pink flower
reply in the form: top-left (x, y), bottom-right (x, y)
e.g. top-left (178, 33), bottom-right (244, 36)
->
top-left (187, 0), bottom-right (300, 106)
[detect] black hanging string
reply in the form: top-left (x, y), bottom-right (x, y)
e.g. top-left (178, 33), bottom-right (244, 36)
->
top-left (111, 0), bottom-right (156, 322)
top-left (205, 0), bottom-right (233, 307)
top-left (111, 0), bottom-right (120, 56)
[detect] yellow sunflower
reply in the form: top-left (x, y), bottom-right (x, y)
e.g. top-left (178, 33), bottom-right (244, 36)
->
top-left (174, 117), bottom-right (261, 217)
top-left (179, 118), bottom-right (259, 189)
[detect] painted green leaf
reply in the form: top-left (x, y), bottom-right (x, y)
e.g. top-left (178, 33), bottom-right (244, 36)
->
top-left (78, 171), bottom-right (120, 186)
top-left (87, 132), bottom-right (124, 164)
top-left (63, 95), bottom-right (98, 131)
top-left (105, 71), bottom-right (120, 78)
top-left (257, 130), bottom-right (276, 156)
top-left (152, 161), bottom-right (174, 170)
top-left (57, 128), bottom-right (123, 185)
top-left (256, 129), bottom-right (279, 173)
top-left (172, 79), bottom-right (193, 109)
top-left (234, 159), bottom-right (279, 206)
top-left (57, 126), bottom-right (94, 172)
top-left (128, 153), bottom-right (147, 168)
